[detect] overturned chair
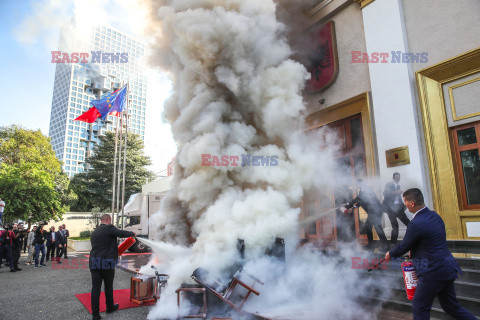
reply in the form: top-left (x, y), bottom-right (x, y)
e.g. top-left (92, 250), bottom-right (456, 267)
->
top-left (176, 238), bottom-right (286, 319)
top-left (176, 267), bottom-right (264, 319)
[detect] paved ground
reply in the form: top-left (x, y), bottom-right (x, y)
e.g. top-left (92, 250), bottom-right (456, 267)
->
top-left (0, 251), bottom-right (152, 320)
top-left (0, 251), bottom-right (416, 320)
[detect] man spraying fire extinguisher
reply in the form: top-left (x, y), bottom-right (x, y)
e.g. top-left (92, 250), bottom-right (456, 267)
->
top-left (385, 188), bottom-right (476, 320)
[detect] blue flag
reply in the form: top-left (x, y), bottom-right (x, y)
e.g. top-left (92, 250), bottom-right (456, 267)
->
top-left (90, 85), bottom-right (127, 120)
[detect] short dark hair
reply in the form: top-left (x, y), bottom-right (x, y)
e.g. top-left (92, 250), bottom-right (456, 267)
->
top-left (393, 172), bottom-right (400, 178)
top-left (100, 214), bottom-right (111, 222)
top-left (403, 188), bottom-right (424, 206)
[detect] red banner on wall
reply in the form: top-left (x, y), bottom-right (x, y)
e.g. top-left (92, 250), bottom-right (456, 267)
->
top-left (305, 21), bottom-right (339, 92)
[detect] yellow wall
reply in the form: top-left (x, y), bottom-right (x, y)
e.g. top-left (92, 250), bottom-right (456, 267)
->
top-left (46, 212), bottom-right (94, 237)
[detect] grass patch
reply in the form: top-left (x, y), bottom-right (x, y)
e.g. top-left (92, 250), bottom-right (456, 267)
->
top-left (69, 237), bottom-right (90, 241)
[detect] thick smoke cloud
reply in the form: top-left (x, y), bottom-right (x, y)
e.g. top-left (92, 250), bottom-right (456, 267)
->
top-left (141, 0), bottom-right (389, 318)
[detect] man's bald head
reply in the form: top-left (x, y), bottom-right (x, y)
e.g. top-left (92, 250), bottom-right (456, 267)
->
top-left (100, 214), bottom-right (112, 224)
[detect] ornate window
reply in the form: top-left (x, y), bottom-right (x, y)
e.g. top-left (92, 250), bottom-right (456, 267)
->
top-left (452, 122), bottom-right (480, 209)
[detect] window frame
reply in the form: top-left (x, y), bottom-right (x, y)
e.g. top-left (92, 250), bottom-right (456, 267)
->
top-left (452, 122), bottom-right (480, 210)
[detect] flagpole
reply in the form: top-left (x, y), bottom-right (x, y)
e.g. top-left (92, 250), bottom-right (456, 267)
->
top-left (120, 82), bottom-right (129, 230)
top-left (111, 112), bottom-right (120, 216)
top-left (115, 98), bottom-right (124, 227)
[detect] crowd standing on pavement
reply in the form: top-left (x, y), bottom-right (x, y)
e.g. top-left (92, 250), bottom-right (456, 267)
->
top-left (0, 218), bottom-right (70, 272)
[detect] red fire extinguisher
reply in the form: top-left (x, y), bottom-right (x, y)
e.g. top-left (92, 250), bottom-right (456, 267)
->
top-left (118, 237), bottom-right (136, 256)
top-left (401, 259), bottom-right (418, 300)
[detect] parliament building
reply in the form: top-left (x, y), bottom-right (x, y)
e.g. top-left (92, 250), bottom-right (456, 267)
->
top-left (299, 0), bottom-right (480, 242)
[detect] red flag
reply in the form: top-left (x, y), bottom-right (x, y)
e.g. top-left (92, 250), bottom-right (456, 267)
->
top-left (74, 107), bottom-right (101, 123)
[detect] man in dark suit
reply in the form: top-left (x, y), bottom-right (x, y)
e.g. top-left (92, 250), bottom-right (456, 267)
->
top-left (89, 214), bottom-right (135, 320)
top-left (344, 179), bottom-right (388, 252)
top-left (383, 172), bottom-right (410, 247)
top-left (61, 224), bottom-right (69, 258)
top-left (55, 226), bottom-right (66, 263)
top-left (385, 188), bottom-right (477, 320)
top-left (45, 226), bottom-right (56, 262)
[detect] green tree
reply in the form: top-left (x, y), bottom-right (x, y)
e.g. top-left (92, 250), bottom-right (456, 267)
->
top-left (0, 125), bottom-right (61, 175)
top-left (0, 163), bottom-right (65, 223)
top-left (0, 125), bottom-right (72, 223)
top-left (70, 131), bottom-right (154, 212)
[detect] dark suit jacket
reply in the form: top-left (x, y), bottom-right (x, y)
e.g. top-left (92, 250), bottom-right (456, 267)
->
top-left (382, 181), bottom-right (405, 210)
top-left (45, 231), bottom-right (54, 246)
top-left (345, 186), bottom-right (384, 216)
top-left (55, 231), bottom-right (65, 246)
top-left (89, 224), bottom-right (135, 270)
top-left (390, 207), bottom-right (461, 281)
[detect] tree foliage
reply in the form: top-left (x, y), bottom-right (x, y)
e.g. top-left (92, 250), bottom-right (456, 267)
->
top-left (70, 131), bottom-right (154, 212)
top-left (0, 125), bottom-right (61, 175)
top-left (0, 125), bottom-right (71, 223)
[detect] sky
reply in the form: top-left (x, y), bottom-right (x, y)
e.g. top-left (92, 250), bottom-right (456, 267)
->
top-left (0, 0), bottom-right (177, 175)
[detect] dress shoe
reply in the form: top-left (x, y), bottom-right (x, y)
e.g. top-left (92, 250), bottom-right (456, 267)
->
top-left (92, 314), bottom-right (102, 320)
top-left (14, 267), bottom-right (22, 271)
top-left (106, 303), bottom-right (119, 314)
top-left (41, 263), bottom-right (47, 267)
top-left (10, 269), bottom-right (16, 272)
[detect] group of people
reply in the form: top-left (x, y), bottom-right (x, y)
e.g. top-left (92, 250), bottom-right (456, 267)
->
top-left (344, 172), bottom-right (410, 252)
top-left (28, 223), bottom-right (70, 267)
top-left (0, 222), bottom-right (69, 271)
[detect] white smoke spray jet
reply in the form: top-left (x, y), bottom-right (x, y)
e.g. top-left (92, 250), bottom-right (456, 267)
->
top-left (142, 0), bottom-right (390, 319)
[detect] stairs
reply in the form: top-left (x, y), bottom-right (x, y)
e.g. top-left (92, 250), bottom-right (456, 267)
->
top-left (366, 240), bottom-right (480, 320)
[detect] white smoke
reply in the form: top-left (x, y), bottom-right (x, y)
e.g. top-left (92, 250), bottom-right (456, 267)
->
top-left (139, 0), bottom-right (390, 319)
top-left (14, 0), bottom-right (150, 48)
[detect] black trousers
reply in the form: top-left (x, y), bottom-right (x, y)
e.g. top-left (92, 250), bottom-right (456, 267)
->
top-left (413, 276), bottom-right (477, 320)
top-left (386, 204), bottom-right (410, 245)
top-left (0, 245), bottom-right (14, 269)
top-left (12, 246), bottom-right (21, 268)
top-left (364, 213), bottom-right (388, 249)
top-left (63, 240), bottom-right (68, 258)
top-left (55, 245), bottom-right (64, 259)
top-left (91, 269), bottom-right (115, 316)
top-left (46, 243), bottom-right (55, 260)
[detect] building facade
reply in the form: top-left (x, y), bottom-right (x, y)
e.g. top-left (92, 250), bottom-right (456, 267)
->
top-left (301, 0), bottom-right (480, 241)
top-left (49, 23), bottom-right (147, 177)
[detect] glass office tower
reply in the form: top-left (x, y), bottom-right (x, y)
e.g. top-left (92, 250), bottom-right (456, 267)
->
top-left (49, 23), bottom-right (147, 177)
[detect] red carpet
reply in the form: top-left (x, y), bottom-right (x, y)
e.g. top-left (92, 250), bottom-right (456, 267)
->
top-left (75, 289), bottom-right (155, 313)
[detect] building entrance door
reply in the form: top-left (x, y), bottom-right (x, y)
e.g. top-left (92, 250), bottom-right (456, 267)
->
top-left (302, 113), bottom-right (369, 246)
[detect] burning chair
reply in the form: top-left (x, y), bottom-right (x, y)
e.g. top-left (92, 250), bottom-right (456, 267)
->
top-left (191, 268), bottom-right (264, 315)
top-left (176, 238), bottom-right (285, 319)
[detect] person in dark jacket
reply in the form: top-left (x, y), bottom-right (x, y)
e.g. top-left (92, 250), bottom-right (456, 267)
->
top-left (33, 225), bottom-right (47, 267)
top-left (345, 179), bottom-right (388, 252)
top-left (45, 226), bottom-right (56, 262)
top-left (383, 172), bottom-right (410, 247)
top-left (61, 224), bottom-right (69, 258)
top-left (11, 224), bottom-right (23, 271)
top-left (54, 226), bottom-right (66, 263)
top-left (89, 214), bottom-right (135, 320)
top-left (385, 188), bottom-right (477, 320)
top-left (0, 226), bottom-right (16, 272)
